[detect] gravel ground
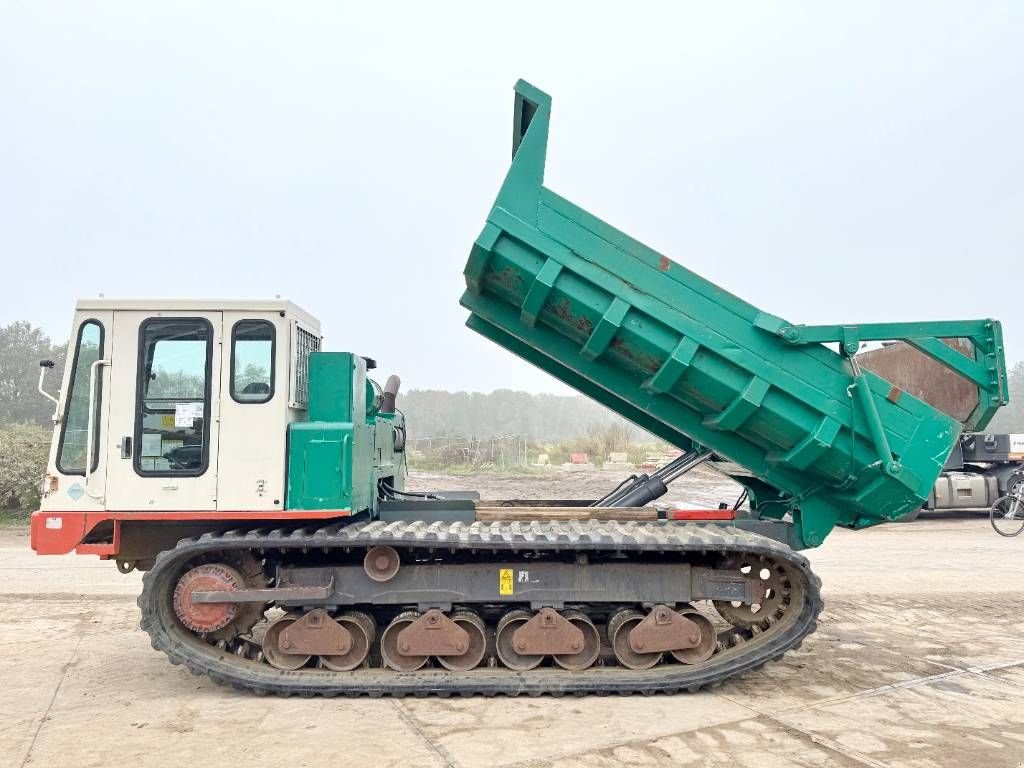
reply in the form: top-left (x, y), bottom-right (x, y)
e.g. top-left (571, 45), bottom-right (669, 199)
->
top-left (406, 465), bottom-right (743, 509)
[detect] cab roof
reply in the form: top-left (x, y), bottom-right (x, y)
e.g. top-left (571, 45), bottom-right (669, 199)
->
top-left (73, 298), bottom-right (320, 331)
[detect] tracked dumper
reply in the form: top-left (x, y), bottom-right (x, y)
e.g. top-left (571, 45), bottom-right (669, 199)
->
top-left (31, 82), bottom-right (1008, 696)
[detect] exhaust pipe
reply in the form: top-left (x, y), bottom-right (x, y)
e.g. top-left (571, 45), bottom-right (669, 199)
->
top-left (382, 375), bottom-right (401, 413)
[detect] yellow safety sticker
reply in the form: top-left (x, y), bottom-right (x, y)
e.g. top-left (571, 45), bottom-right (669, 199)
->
top-left (499, 568), bottom-right (514, 596)
top-left (161, 414), bottom-right (175, 428)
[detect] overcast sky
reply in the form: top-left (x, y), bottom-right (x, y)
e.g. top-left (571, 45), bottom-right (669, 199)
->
top-left (2, 2), bottom-right (1021, 394)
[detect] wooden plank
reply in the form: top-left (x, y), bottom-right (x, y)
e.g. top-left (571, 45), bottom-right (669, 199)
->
top-left (474, 506), bottom-right (658, 521)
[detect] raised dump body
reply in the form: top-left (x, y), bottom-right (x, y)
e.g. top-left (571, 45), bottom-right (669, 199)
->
top-left (461, 81), bottom-right (1008, 548)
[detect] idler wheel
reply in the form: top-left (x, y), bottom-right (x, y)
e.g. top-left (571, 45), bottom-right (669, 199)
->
top-left (437, 611), bottom-right (488, 672)
top-left (321, 611), bottom-right (376, 672)
top-left (552, 610), bottom-right (601, 671)
top-left (380, 611), bottom-right (429, 672)
top-left (714, 555), bottom-right (790, 630)
top-left (495, 609), bottom-right (543, 671)
top-left (172, 563), bottom-right (243, 634)
top-left (670, 610), bottom-right (717, 665)
top-left (608, 609), bottom-right (662, 670)
top-left (262, 616), bottom-right (312, 670)
top-left (363, 546), bottom-right (400, 582)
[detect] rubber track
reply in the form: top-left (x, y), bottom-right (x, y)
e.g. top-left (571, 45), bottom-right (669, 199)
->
top-left (139, 520), bottom-right (823, 697)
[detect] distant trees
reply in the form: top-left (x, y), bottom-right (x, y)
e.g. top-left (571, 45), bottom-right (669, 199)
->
top-left (146, 367), bottom-right (206, 399)
top-left (399, 388), bottom-right (650, 442)
top-left (0, 322), bottom-right (66, 426)
top-left (988, 361), bottom-right (1024, 433)
top-left (238, 363), bottom-right (270, 387)
top-left (0, 322), bottom-right (66, 514)
top-left (394, 365), bottom-right (1024, 447)
top-left (0, 423), bottom-right (50, 514)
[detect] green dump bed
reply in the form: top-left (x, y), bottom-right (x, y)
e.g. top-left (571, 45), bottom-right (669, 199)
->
top-left (461, 81), bottom-right (1008, 548)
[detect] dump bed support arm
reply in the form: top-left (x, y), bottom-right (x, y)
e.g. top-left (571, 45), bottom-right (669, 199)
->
top-left (754, 314), bottom-right (1008, 431)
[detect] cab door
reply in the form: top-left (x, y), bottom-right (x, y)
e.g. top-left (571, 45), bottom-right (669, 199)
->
top-left (215, 312), bottom-right (287, 511)
top-left (104, 311), bottom-right (223, 511)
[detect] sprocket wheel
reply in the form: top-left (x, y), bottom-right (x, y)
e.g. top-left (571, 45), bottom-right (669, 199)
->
top-left (215, 550), bottom-right (266, 641)
top-left (173, 550), bottom-right (267, 641)
top-left (713, 554), bottom-right (791, 630)
top-left (173, 563), bottom-right (243, 633)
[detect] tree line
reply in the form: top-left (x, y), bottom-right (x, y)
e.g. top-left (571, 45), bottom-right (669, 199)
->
top-left (1, 322), bottom-right (66, 513)
top-left (398, 389), bottom-right (648, 442)
top-left (989, 361), bottom-right (1024, 433)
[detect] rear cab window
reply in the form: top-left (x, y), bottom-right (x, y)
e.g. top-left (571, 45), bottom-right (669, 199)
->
top-left (231, 320), bottom-right (275, 403)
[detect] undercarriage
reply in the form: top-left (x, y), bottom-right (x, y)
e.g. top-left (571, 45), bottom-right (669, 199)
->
top-left (142, 519), bottom-right (821, 696)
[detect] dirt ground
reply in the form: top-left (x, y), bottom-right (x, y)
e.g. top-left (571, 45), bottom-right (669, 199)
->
top-left (4, 469), bottom-right (1024, 768)
top-left (407, 463), bottom-right (743, 508)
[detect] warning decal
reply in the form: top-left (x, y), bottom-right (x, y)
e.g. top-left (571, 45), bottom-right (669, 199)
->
top-left (499, 568), bottom-right (514, 596)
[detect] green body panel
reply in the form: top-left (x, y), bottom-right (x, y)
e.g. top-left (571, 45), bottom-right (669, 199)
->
top-left (286, 352), bottom-right (404, 512)
top-left (307, 353), bottom-right (362, 423)
top-left (461, 81), bottom-right (1009, 549)
top-left (287, 421), bottom-right (356, 510)
top-left (373, 413), bottom-right (405, 492)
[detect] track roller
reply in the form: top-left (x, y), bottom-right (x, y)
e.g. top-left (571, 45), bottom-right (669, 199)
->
top-left (363, 546), bottom-right (400, 582)
top-left (608, 609), bottom-right (662, 670)
top-left (321, 611), bottom-right (376, 672)
top-left (495, 608), bottom-right (601, 671)
top-left (551, 610), bottom-right (601, 671)
top-left (262, 615), bottom-right (312, 670)
top-left (670, 610), bottom-right (716, 664)
top-left (495, 609), bottom-right (543, 671)
top-left (437, 611), bottom-right (488, 671)
top-left (380, 611), bottom-right (429, 671)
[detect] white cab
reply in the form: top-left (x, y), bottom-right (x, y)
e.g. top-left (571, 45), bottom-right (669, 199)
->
top-left (40, 299), bottom-right (321, 513)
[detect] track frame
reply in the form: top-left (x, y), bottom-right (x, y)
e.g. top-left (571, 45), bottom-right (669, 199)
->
top-left (139, 519), bottom-right (823, 697)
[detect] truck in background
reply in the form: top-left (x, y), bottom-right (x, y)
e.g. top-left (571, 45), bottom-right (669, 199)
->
top-left (925, 432), bottom-right (1024, 513)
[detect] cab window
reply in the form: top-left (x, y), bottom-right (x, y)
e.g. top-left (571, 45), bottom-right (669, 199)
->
top-left (135, 318), bottom-right (211, 476)
top-left (57, 320), bottom-right (104, 474)
top-left (231, 320), bottom-right (275, 403)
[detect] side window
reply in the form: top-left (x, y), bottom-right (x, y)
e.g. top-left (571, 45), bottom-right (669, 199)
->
top-left (57, 320), bottom-right (104, 474)
top-left (231, 320), bottom-right (275, 403)
top-left (135, 318), bottom-right (211, 476)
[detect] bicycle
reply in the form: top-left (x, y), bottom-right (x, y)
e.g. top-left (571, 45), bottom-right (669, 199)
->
top-left (990, 473), bottom-right (1024, 537)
